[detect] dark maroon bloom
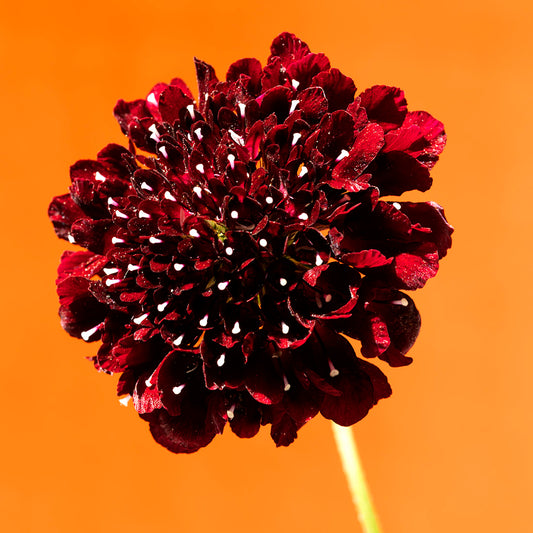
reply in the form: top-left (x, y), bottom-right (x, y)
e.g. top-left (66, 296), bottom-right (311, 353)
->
top-left (49, 33), bottom-right (452, 453)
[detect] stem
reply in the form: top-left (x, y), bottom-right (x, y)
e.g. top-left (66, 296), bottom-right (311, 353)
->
top-left (331, 423), bottom-right (383, 533)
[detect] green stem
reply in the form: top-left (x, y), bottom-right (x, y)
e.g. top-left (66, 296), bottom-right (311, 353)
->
top-left (331, 423), bottom-right (383, 533)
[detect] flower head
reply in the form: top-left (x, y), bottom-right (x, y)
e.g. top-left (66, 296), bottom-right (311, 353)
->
top-left (49, 32), bottom-right (453, 452)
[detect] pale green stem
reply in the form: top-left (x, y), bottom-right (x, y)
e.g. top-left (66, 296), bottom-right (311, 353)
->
top-left (332, 423), bottom-right (383, 533)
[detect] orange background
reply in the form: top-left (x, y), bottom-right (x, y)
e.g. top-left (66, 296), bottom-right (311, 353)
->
top-left (1, 1), bottom-right (531, 532)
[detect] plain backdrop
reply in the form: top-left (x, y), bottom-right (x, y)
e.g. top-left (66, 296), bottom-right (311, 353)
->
top-left (1, 1), bottom-right (531, 532)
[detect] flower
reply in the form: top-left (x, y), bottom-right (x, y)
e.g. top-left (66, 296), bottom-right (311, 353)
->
top-left (49, 32), bottom-right (453, 453)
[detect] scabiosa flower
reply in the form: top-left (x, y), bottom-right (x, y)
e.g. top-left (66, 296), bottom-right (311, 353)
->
top-left (49, 32), bottom-right (453, 453)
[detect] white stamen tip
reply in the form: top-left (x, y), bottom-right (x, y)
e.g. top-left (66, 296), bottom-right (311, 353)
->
top-left (146, 93), bottom-right (158, 106)
top-left (164, 190), bottom-right (177, 201)
top-left (186, 104), bottom-right (195, 118)
top-left (195, 163), bottom-right (205, 174)
top-left (133, 313), bottom-right (149, 325)
top-left (174, 263), bottom-right (184, 271)
top-left (173, 384), bottom-right (185, 395)
top-left (259, 238), bottom-right (267, 247)
top-left (298, 165), bottom-right (308, 177)
top-left (265, 196), bottom-right (274, 205)
top-left (108, 197), bottom-right (119, 206)
top-left (111, 237), bottom-right (125, 244)
top-left (283, 376), bottom-right (291, 391)
top-left (232, 322), bottom-right (241, 335)
top-left (281, 322), bottom-right (289, 334)
top-left (194, 128), bottom-right (203, 141)
top-left (227, 154), bottom-right (235, 169)
top-left (105, 278), bottom-right (121, 287)
top-left (149, 236), bottom-right (163, 244)
top-left (298, 212), bottom-right (309, 221)
top-left (193, 186), bottom-right (202, 197)
top-left (115, 210), bottom-right (128, 219)
top-left (289, 100), bottom-right (300, 114)
top-left (138, 210), bottom-right (150, 219)
top-left (230, 210), bottom-right (239, 219)
top-left (173, 334), bottom-right (184, 346)
top-left (330, 368), bottom-right (340, 378)
top-left (189, 228), bottom-right (200, 238)
top-left (118, 395), bottom-right (131, 407)
top-left (103, 267), bottom-right (119, 275)
top-left (140, 182), bottom-right (153, 192)
top-left (81, 325), bottom-right (100, 341)
top-left (229, 129), bottom-right (244, 146)
top-left (393, 202), bottom-right (402, 210)
top-left (67, 234), bottom-right (76, 243)
top-left (226, 405), bottom-right (235, 420)
top-left (315, 254), bottom-right (324, 266)
top-left (199, 315), bottom-right (208, 327)
top-left (279, 277), bottom-right (287, 287)
top-left (292, 132), bottom-right (302, 146)
top-left (336, 149), bottom-right (350, 162)
top-left (400, 298), bottom-right (409, 306)
top-left (217, 281), bottom-right (229, 291)
top-left (148, 124), bottom-right (160, 142)
top-left (159, 146), bottom-right (168, 158)
top-left (238, 102), bottom-right (246, 117)
top-left (225, 247), bottom-right (234, 256)
top-left (95, 171), bottom-right (106, 182)
top-left (127, 264), bottom-right (140, 271)
top-left (157, 301), bottom-right (169, 312)
top-left (291, 79), bottom-right (300, 89)
top-left (145, 378), bottom-right (152, 387)
top-left (324, 294), bottom-right (333, 303)
top-left (217, 353), bottom-right (226, 367)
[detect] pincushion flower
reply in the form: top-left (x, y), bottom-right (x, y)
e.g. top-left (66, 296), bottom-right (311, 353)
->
top-left (49, 32), bottom-right (452, 453)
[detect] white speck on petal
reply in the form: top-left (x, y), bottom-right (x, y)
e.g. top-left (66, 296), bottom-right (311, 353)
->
top-left (159, 146), bottom-right (168, 158)
top-left (265, 196), bottom-right (274, 204)
top-left (259, 238), bottom-right (267, 247)
top-left (279, 278), bottom-right (287, 287)
top-left (336, 149), bottom-right (349, 161)
top-left (149, 236), bottom-right (163, 244)
top-left (81, 324), bottom-right (100, 341)
top-left (232, 322), bottom-right (241, 335)
top-left (189, 228), bottom-right (200, 238)
top-left (95, 171), bottom-right (106, 182)
top-left (118, 395), bottom-right (131, 407)
top-left (138, 210), bottom-right (150, 219)
top-left (141, 182), bottom-right (153, 192)
top-left (289, 100), bottom-right (299, 114)
top-left (193, 186), bottom-right (202, 198)
top-left (105, 278), bottom-right (121, 287)
top-left (291, 132), bottom-right (302, 146)
top-left (108, 197), bottom-right (119, 207)
top-left (230, 210), bottom-right (238, 219)
top-left (174, 263), bottom-right (184, 271)
top-left (111, 237), bottom-right (125, 244)
top-left (187, 104), bottom-right (195, 118)
top-left (115, 210), bottom-right (128, 219)
top-left (103, 267), bottom-right (119, 275)
top-left (217, 353), bottom-right (225, 367)
top-left (281, 322), bottom-right (289, 334)
top-left (199, 315), bottom-right (208, 327)
top-left (291, 79), bottom-right (300, 89)
top-left (173, 334), bottom-right (184, 346)
top-left (225, 247), bottom-right (233, 256)
top-left (164, 191), bottom-right (177, 201)
top-left (315, 254), bottom-right (324, 266)
top-left (133, 313), bottom-right (149, 325)
top-left (173, 384), bottom-right (185, 395)
top-left (298, 165), bottom-right (308, 177)
top-left (147, 93), bottom-right (158, 106)
top-left (229, 129), bottom-right (244, 146)
top-left (238, 102), bottom-right (246, 117)
top-left (148, 124), bottom-right (160, 142)
top-left (194, 127), bottom-right (203, 140)
top-left (227, 154), bottom-right (235, 169)
top-left (298, 212), bottom-right (308, 221)
top-left (393, 202), bottom-right (402, 210)
top-left (157, 301), bottom-right (169, 312)
top-left (217, 281), bottom-right (229, 290)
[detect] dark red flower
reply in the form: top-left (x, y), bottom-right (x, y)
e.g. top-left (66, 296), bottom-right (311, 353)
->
top-left (49, 32), bottom-right (453, 453)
